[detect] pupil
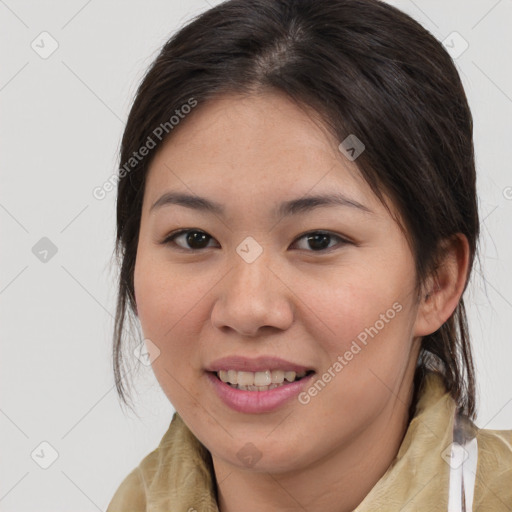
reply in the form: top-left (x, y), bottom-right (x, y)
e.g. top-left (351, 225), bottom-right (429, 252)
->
top-left (308, 234), bottom-right (330, 250)
top-left (187, 231), bottom-right (209, 249)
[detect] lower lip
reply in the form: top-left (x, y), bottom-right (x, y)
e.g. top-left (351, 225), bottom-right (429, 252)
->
top-left (206, 371), bottom-right (316, 413)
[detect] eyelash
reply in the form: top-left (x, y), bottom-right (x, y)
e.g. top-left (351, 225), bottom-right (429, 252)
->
top-left (160, 229), bottom-right (351, 253)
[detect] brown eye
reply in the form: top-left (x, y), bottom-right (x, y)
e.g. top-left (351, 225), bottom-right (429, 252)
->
top-left (292, 231), bottom-right (349, 252)
top-left (163, 229), bottom-right (218, 250)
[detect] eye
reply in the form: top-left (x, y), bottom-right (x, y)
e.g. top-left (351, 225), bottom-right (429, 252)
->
top-left (161, 229), bottom-right (350, 252)
top-left (162, 229), bottom-right (219, 250)
top-left (291, 231), bottom-right (350, 252)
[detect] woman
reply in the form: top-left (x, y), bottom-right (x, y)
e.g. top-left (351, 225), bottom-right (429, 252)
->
top-left (107, 0), bottom-right (512, 510)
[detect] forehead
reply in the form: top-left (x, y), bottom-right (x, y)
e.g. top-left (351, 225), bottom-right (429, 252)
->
top-left (144, 92), bottom-right (381, 214)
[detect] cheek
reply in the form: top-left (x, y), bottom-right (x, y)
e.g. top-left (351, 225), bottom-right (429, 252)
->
top-left (133, 258), bottom-right (205, 408)
top-left (305, 265), bottom-right (410, 354)
top-left (133, 254), bottom-right (217, 396)
top-left (300, 264), bottom-right (418, 412)
top-left (302, 268), bottom-right (417, 409)
top-left (134, 254), bottom-right (209, 341)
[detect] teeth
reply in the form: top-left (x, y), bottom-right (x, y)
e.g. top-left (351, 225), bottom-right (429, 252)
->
top-left (285, 371), bottom-right (296, 382)
top-left (238, 371), bottom-right (254, 387)
top-left (216, 369), bottom-right (308, 388)
top-left (254, 371), bottom-right (272, 386)
top-left (271, 370), bottom-right (284, 384)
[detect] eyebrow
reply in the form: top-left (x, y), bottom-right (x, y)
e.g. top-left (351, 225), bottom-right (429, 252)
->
top-left (149, 191), bottom-right (373, 217)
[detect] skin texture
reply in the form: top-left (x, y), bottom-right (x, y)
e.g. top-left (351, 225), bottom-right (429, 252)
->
top-left (133, 91), bottom-right (470, 512)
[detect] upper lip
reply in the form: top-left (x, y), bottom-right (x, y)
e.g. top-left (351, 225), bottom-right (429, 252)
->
top-left (206, 356), bottom-right (314, 373)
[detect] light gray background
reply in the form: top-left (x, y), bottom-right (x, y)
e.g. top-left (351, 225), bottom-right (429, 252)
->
top-left (1, 0), bottom-right (511, 510)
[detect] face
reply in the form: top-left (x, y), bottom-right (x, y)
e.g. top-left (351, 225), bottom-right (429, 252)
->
top-left (133, 91), bottom-right (423, 474)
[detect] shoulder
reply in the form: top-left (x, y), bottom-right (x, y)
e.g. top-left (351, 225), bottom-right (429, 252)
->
top-left (106, 419), bottom-right (177, 512)
top-left (106, 445), bottom-right (165, 512)
top-left (106, 465), bottom-right (147, 512)
top-left (474, 427), bottom-right (512, 509)
top-left (105, 412), bottom-right (208, 511)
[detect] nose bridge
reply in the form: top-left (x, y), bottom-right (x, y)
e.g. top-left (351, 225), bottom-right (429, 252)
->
top-left (229, 246), bottom-right (275, 309)
top-left (230, 233), bottom-right (275, 293)
top-left (211, 243), bottom-right (293, 335)
top-left (237, 237), bottom-right (268, 276)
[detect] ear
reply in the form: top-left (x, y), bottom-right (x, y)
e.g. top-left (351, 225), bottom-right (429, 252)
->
top-left (413, 234), bottom-right (470, 337)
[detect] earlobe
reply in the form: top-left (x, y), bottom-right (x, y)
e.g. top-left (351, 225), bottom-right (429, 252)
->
top-left (413, 234), bottom-right (470, 337)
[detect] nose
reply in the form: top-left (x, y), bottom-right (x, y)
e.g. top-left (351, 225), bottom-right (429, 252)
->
top-left (210, 249), bottom-right (294, 337)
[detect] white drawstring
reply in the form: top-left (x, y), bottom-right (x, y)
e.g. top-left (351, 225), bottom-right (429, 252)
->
top-left (447, 421), bottom-right (478, 511)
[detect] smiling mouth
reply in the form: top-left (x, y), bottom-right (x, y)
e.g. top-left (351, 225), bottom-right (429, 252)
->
top-left (211, 369), bottom-right (315, 391)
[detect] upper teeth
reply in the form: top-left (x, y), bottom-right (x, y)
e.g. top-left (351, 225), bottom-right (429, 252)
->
top-left (217, 370), bottom-right (306, 386)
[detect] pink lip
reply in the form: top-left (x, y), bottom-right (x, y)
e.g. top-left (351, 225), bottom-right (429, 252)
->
top-left (205, 371), bottom-right (316, 414)
top-left (205, 355), bottom-right (313, 373)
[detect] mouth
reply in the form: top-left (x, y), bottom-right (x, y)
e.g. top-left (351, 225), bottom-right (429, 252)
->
top-left (205, 358), bottom-right (317, 413)
top-left (208, 369), bottom-right (316, 391)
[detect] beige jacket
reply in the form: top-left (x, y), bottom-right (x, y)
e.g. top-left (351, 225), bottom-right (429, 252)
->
top-left (106, 372), bottom-right (512, 511)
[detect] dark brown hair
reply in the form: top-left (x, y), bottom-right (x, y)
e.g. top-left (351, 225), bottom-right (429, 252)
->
top-left (113, 0), bottom-right (480, 419)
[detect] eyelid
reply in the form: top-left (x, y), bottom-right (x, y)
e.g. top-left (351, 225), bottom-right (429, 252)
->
top-left (161, 228), bottom-right (352, 251)
top-left (290, 230), bottom-right (351, 251)
top-left (161, 228), bottom-right (219, 250)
